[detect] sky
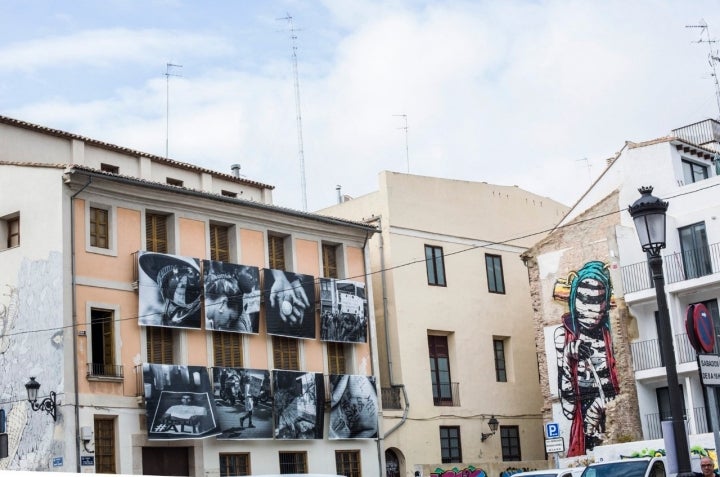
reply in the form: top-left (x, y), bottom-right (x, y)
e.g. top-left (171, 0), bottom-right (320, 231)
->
top-left (2, 0), bottom-right (720, 212)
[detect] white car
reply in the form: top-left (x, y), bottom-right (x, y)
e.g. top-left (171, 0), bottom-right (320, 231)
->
top-left (512, 468), bottom-right (585, 477)
top-left (579, 457), bottom-right (667, 477)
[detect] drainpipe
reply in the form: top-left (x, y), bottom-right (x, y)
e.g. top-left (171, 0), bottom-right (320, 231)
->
top-left (68, 174), bottom-right (92, 472)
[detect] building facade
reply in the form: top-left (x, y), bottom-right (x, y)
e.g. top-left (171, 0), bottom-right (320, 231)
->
top-left (319, 171), bottom-right (569, 477)
top-left (0, 115), bottom-right (382, 476)
top-left (522, 119), bottom-right (720, 462)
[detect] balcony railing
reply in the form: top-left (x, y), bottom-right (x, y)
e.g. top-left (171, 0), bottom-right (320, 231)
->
top-left (630, 333), bottom-right (697, 371)
top-left (87, 362), bottom-right (124, 379)
top-left (433, 382), bottom-right (460, 407)
top-left (672, 119), bottom-right (720, 152)
top-left (645, 407), bottom-right (708, 439)
top-left (621, 242), bottom-right (720, 293)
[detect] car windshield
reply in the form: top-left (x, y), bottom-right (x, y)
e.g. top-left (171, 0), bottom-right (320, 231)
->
top-left (581, 460), bottom-right (649, 477)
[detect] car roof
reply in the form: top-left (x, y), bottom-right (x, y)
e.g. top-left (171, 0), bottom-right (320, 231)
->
top-left (512, 469), bottom-right (584, 477)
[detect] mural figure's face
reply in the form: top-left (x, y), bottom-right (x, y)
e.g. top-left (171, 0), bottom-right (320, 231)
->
top-left (575, 278), bottom-right (607, 330)
top-left (205, 295), bottom-right (238, 329)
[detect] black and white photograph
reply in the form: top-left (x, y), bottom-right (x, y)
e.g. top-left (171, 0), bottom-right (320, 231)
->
top-left (138, 251), bottom-right (202, 329)
top-left (264, 269), bottom-right (316, 339)
top-left (272, 370), bottom-right (325, 440)
top-left (213, 367), bottom-right (272, 439)
top-left (203, 260), bottom-right (261, 334)
top-left (142, 364), bottom-right (221, 440)
top-left (320, 278), bottom-right (368, 343)
top-left (329, 374), bottom-right (379, 439)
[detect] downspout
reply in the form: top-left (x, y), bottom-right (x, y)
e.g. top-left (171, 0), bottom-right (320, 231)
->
top-left (68, 174), bottom-right (92, 472)
top-left (365, 216), bottom-right (409, 439)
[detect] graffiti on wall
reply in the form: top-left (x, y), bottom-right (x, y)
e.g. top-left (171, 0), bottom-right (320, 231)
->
top-left (553, 261), bottom-right (619, 457)
top-left (430, 466), bottom-right (486, 477)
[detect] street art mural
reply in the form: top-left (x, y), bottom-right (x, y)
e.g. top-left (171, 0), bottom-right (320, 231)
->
top-left (553, 261), bottom-right (619, 457)
top-left (430, 466), bottom-right (486, 477)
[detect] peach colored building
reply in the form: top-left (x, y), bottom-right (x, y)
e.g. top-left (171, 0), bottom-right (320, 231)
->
top-left (0, 116), bottom-right (380, 476)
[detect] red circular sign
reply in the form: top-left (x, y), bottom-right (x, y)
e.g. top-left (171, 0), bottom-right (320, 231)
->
top-left (693, 303), bottom-right (715, 353)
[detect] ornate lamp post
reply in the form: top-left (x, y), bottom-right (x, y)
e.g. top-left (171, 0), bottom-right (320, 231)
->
top-left (24, 377), bottom-right (57, 421)
top-left (628, 186), bottom-right (693, 477)
top-left (481, 415), bottom-right (499, 442)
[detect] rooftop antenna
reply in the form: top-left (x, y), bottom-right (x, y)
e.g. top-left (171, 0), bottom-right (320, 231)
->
top-left (278, 14), bottom-right (308, 211)
top-left (393, 114), bottom-right (410, 173)
top-left (686, 19), bottom-right (720, 119)
top-left (576, 157), bottom-right (592, 183)
top-left (165, 62), bottom-right (183, 159)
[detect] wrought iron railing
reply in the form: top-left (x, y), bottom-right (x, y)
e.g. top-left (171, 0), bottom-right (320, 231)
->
top-left (645, 407), bottom-right (707, 439)
top-left (87, 363), bottom-right (124, 378)
top-left (631, 338), bottom-right (663, 371)
top-left (675, 333), bottom-right (698, 364)
top-left (620, 242), bottom-right (720, 293)
top-left (433, 382), bottom-right (460, 407)
top-left (672, 119), bottom-right (720, 152)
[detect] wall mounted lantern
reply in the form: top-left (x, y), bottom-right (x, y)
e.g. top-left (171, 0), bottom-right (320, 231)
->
top-left (481, 415), bottom-right (499, 442)
top-left (24, 377), bottom-right (57, 421)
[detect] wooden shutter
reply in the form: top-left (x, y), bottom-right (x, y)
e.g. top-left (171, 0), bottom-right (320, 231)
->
top-left (272, 336), bottom-right (299, 370)
top-left (327, 342), bottom-right (346, 375)
top-left (268, 235), bottom-right (286, 270)
top-left (90, 207), bottom-right (109, 248)
top-left (210, 224), bottom-right (230, 262)
top-left (147, 327), bottom-right (174, 364)
top-left (146, 214), bottom-right (168, 253)
top-left (94, 418), bottom-right (116, 473)
top-left (213, 331), bottom-right (244, 368)
top-left (322, 244), bottom-right (338, 278)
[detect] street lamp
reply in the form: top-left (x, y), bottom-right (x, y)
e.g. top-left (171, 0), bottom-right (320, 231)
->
top-left (24, 377), bottom-right (57, 421)
top-left (481, 415), bottom-right (499, 442)
top-left (628, 186), bottom-right (693, 477)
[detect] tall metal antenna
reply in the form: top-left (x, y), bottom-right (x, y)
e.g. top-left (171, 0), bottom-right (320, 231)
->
top-left (165, 62), bottom-right (183, 159)
top-left (686, 20), bottom-right (720, 119)
top-left (393, 114), bottom-right (410, 173)
top-left (278, 14), bottom-right (308, 211)
top-left (576, 157), bottom-right (592, 183)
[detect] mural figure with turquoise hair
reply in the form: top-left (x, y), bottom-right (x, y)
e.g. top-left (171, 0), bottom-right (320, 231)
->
top-left (554, 261), bottom-right (619, 457)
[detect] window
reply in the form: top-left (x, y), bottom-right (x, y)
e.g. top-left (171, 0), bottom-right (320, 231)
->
top-left (166, 177), bottom-right (184, 187)
top-left (440, 426), bottom-right (462, 463)
top-left (428, 335), bottom-right (453, 406)
top-left (272, 336), bottom-right (299, 370)
top-left (210, 224), bottom-right (230, 262)
top-left (220, 453), bottom-right (250, 476)
top-left (485, 254), bottom-right (505, 294)
top-left (425, 245), bottom-right (446, 286)
top-left (279, 451), bottom-right (307, 474)
top-left (94, 417), bottom-right (116, 473)
top-left (146, 327), bottom-right (174, 364)
top-left (327, 342), bottom-right (347, 375)
top-left (656, 386), bottom-right (686, 421)
top-left (494, 338), bottom-right (507, 382)
top-left (682, 159), bottom-right (709, 184)
top-left (146, 213), bottom-right (168, 253)
top-left (679, 222), bottom-right (712, 279)
top-left (268, 235), bottom-right (286, 270)
top-left (2, 214), bottom-right (19, 249)
top-left (90, 309), bottom-right (117, 377)
top-left (90, 207), bottom-right (109, 249)
top-left (100, 163), bottom-right (119, 174)
top-left (500, 426), bottom-right (521, 461)
top-left (336, 450), bottom-right (361, 477)
top-left (323, 243), bottom-right (339, 278)
top-left (214, 331), bottom-right (244, 368)
top-left (221, 190), bottom-right (238, 198)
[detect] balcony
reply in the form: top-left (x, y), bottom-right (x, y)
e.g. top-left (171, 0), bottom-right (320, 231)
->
top-left (621, 242), bottom-right (720, 294)
top-left (630, 333), bottom-right (697, 372)
top-left (433, 382), bottom-right (461, 407)
top-left (644, 407), bottom-right (709, 439)
top-left (672, 119), bottom-right (720, 153)
top-left (87, 362), bottom-right (124, 379)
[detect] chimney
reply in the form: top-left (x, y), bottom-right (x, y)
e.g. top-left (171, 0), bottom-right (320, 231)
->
top-left (231, 164), bottom-right (241, 178)
top-left (336, 185), bottom-right (342, 204)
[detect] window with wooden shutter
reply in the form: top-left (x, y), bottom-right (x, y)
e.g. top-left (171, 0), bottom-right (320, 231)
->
top-left (322, 243), bottom-right (338, 278)
top-left (146, 327), bottom-right (174, 364)
top-left (90, 309), bottom-right (115, 377)
top-left (272, 336), bottom-right (299, 370)
top-left (90, 207), bottom-right (109, 249)
top-left (336, 450), bottom-right (362, 477)
top-left (213, 331), bottom-right (244, 368)
top-left (327, 342), bottom-right (346, 375)
top-left (94, 417), bottom-right (116, 473)
top-left (268, 235), bottom-right (286, 270)
top-left (220, 453), bottom-right (250, 476)
top-left (146, 213), bottom-right (168, 253)
top-left (279, 451), bottom-right (307, 474)
top-left (210, 224), bottom-right (230, 262)
top-left (7, 216), bottom-right (19, 248)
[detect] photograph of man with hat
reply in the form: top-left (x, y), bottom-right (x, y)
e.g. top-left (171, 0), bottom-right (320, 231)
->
top-left (138, 252), bottom-right (202, 329)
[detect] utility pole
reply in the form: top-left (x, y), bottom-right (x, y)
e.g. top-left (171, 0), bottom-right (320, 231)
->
top-left (393, 114), bottom-right (410, 173)
top-left (165, 63), bottom-right (183, 159)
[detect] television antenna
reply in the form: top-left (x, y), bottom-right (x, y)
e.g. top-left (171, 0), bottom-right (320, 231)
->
top-left (278, 14), bottom-right (308, 211)
top-left (165, 62), bottom-right (183, 159)
top-left (686, 19), bottom-right (720, 119)
top-left (393, 114), bottom-right (410, 173)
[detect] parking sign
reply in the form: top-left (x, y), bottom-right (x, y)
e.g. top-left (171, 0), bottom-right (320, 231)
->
top-left (545, 422), bottom-right (560, 438)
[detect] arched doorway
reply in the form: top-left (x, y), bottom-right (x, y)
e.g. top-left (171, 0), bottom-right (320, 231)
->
top-left (385, 448), bottom-right (401, 477)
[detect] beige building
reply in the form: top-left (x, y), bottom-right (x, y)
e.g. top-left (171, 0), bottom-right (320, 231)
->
top-left (319, 171), bottom-right (569, 477)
